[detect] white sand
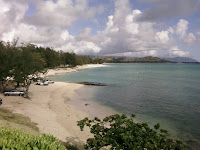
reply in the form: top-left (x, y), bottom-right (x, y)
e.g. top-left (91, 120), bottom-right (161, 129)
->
top-left (0, 64), bottom-right (115, 144)
top-left (45, 64), bottom-right (107, 77)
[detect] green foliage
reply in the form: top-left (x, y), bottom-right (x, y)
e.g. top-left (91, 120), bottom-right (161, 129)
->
top-left (0, 41), bottom-right (17, 92)
top-left (99, 56), bottom-right (170, 63)
top-left (64, 53), bottom-right (78, 67)
top-left (11, 44), bottom-right (46, 95)
top-left (0, 128), bottom-right (67, 150)
top-left (92, 58), bottom-right (104, 64)
top-left (14, 45), bottom-right (46, 83)
top-left (43, 47), bottom-right (60, 68)
top-left (77, 114), bottom-right (184, 150)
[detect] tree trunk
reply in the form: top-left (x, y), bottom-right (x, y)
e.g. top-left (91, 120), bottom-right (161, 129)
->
top-left (0, 81), bottom-right (3, 93)
top-left (1, 80), bottom-right (7, 93)
top-left (24, 79), bottom-right (31, 98)
top-left (17, 82), bottom-right (20, 87)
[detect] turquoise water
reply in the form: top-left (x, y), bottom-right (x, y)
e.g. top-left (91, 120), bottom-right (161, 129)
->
top-left (50, 63), bottom-right (200, 149)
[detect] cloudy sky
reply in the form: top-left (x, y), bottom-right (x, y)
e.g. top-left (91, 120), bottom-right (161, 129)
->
top-left (1, 0), bottom-right (200, 60)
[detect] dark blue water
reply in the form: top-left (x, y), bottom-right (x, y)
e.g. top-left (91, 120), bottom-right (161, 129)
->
top-left (50, 63), bottom-right (200, 149)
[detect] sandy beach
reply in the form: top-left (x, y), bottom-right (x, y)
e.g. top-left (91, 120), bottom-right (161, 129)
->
top-left (0, 64), bottom-right (115, 146)
top-left (44, 64), bottom-right (107, 77)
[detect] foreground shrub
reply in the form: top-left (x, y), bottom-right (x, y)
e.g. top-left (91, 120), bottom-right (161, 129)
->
top-left (78, 114), bottom-right (184, 150)
top-left (0, 128), bottom-right (66, 150)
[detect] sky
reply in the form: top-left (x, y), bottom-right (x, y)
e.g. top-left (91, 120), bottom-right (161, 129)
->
top-left (0, 0), bottom-right (200, 61)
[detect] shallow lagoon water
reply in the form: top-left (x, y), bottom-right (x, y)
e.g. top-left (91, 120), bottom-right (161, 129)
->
top-left (50, 63), bottom-right (200, 149)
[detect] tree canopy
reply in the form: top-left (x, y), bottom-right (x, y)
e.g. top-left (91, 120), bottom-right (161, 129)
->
top-left (78, 114), bottom-right (184, 150)
top-left (0, 41), bottom-right (16, 82)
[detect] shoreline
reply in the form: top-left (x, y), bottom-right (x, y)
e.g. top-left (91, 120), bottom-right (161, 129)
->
top-left (44, 64), bottom-right (107, 77)
top-left (0, 63), bottom-right (115, 145)
top-left (69, 87), bottom-right (118, 120)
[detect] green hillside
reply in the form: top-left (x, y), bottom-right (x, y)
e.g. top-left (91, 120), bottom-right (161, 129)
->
top-left (97, 56), bottom-right (170, 63)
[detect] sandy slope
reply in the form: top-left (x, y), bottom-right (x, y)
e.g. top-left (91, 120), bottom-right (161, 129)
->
top-left (1, 82), bottom-right (91, 142)
top-left (0, 64), bottom-right (112, 144)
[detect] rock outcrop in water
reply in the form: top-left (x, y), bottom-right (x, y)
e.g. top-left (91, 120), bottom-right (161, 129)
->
top-left (78, 82), bottom-right (111, 86)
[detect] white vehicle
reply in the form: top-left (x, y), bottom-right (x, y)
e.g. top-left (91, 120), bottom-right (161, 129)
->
top-left (4, 90), bottom-right (25, 96)
top-left (36, 80), bottom-right (49, 86)
top-left (43, 81), bottom-right (49, 85)
top-left (35, 81), bottom-right (43, 85)
top-left (45, 80), bottom-right (54, 84)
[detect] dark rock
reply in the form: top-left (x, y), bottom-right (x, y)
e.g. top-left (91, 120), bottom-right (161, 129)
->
top-left (78, 82), bottom-right (111, 86)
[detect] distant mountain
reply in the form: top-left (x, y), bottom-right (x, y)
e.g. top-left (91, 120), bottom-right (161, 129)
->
top-left (166, 57), bottom-right (199, 63)
top-left (97, 56), bottom-right (170, 63)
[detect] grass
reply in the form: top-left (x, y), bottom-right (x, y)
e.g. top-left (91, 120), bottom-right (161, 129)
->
top-left (0, 107), bottom-right (39, 135)
top-left (0, 128), bottom-right (66, 150)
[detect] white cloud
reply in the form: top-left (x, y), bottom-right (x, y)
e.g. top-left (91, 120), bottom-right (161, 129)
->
top-left (56, 41), bottom-right (101, 55)
top-left (24, 0), bottom-right (102, 28)
top-left (60, 31), bottom-right (74, 41)
top-left (94, 0), bottom-right (194, 58)
top-left (184, 33), bottom-right (196, 45)
top-left (25, 0), bottom-right (80, 27)
top-left (155, 31), bottom-right (169, 44)
top-left (169, 46), bottom-right (190, 57)
top-left (168, 27), bottom-right (174, 34)
top-left (0, 0), bottom-right (29, 40)
top-left (125, 10), bottom-right (141, 35)
top-left (97, 0), bottom-right (174, 56)
top-left (176, 19), bottom-right (189, 39)
top-left (113, 0), bottom-right (131, 25)
top-left (0, 0), bottom-right (101, 55)
top-left (2, 30), bottom-right (16, 42)
top-left (74, 41), bottom-right (101, 54)
top-left (173, 19), bottom-right (198, 46)
top-left (106, 16), bottom-right (114, 32)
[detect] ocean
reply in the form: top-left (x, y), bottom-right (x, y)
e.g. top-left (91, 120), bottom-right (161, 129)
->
top-left (50, 63), bottom-right (200, 150)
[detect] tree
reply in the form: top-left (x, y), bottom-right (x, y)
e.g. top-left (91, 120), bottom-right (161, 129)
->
top-left (64, 52), bottom-right (78, 67)
top-left (59, 50), bottom-right (66, 67)
top-left (92, 58), bottom-right (104, 64)
top-left (44, 47), bottom-right (60, 68)
top-left (13, 45), bottom-right (46, 96)
top-left (77, 114), bottom-right (184, 150)
top-left (0, 41), bottom-right (17, 92)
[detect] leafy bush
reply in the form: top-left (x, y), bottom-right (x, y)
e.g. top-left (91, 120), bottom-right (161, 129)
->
top-left (77, 114), bottom-right (184, 150)
top-left (0, 128), bottom-right (67, 150)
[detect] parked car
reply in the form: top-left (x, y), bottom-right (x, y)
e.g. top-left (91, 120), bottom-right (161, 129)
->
top-left (36, 81), bottom-right (43, 85)
top-left (0, 97), bottom-right (2, 105)
top-left (45, 80), bottom-right (54, 84)
top-left (35, 80), bottom-right (49, 86)
top-left (4, 90), bottom-right (25, 96)
top-left (43, 81), bottom-right (49, 85)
